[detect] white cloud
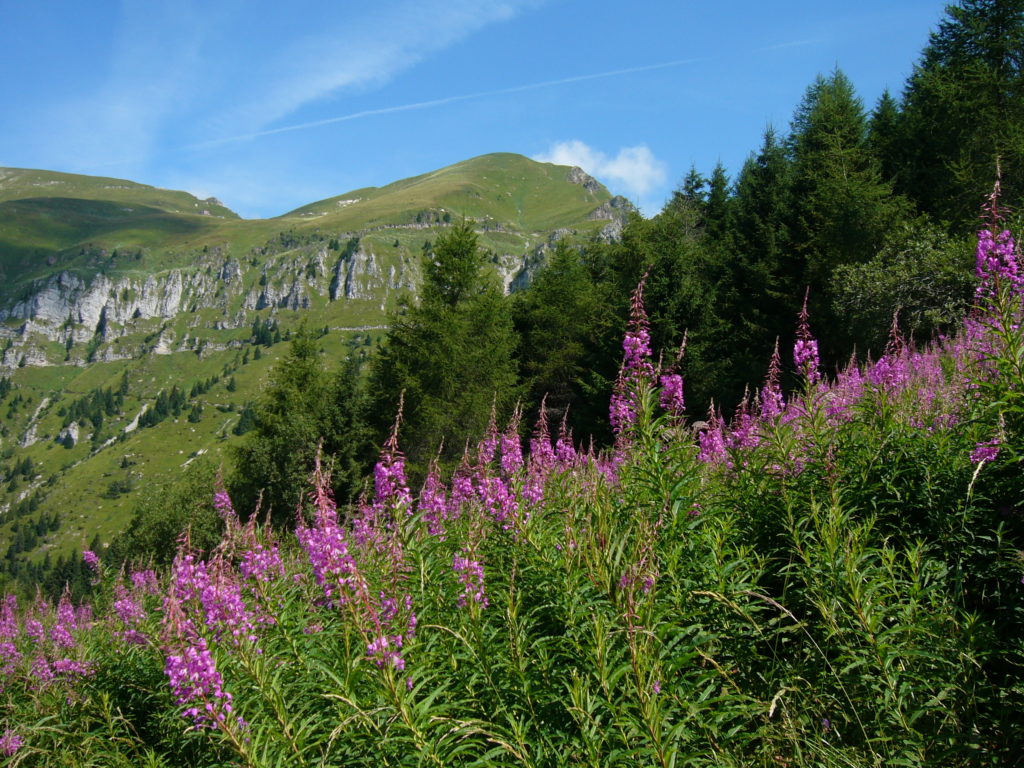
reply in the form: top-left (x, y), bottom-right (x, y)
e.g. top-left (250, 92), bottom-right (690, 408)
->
top-left (203, 0), bottom-right (541, 140)
top-left (534, 140), bottom-right (667, 202)
top-left (29, 0), bottom-right (541, 173)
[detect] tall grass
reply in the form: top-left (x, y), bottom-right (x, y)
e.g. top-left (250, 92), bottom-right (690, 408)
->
top-left (0, 219), bottom-right (1021, 766)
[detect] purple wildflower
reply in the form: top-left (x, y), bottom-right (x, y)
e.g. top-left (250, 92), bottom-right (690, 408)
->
top-left (165, 636), bottom-right (235, 729)
top-left (697, 408), bottom-right (730, 467)
top-left (761, 340), bottom-right (785, 420)
top-left (0, 642), bottom-right (21, 678)
top-left (131, 569), bottom-right (160, 594)
top-left (529, 399), bottom-right (556, 473)
top-left (24, 618), bottom-right (44, 644)
top-left (976, 227), bottom-right (1022, 299)
top-left (199, 568), bottom-right (258, 645)
top-left (0, 729), bottom-right (22, 756)
top-left (51, 658), bottom-right (94, 680)
top-left (367, 634), bottom-right (406, 671)
top-left (610, 276), bottom-right (655, 436)
top-left (477, 407), bottom-right (500, 467)
top-left (970, 438), bottom-right (1000, 464)
top-left (50, 593), bottom-right (78, 649)
top-left (418, 463), bottom-right (448, 536)
top-left (448, 461), bottom-right (475, 520)
top-left (30, 656), bottom-right (53, 687)
top-left (239, 544), bottom-right (285, 583)
top-left (476, 474), bottom-right (522, 530)
top-left (82, 550), bottom-right (100, 572)
top-left (373, 408), bottom-right (413, 513)
top-left (555, 415), bottom-right (577, 468)
top-left (0, 595), bottom-right (17, 640)
top-left (728, 408), bottom-right (759, 451)
top-left (794, 291), bottom-right (821, 385)
top-left (452, 553), bottom-right (488, 609)
top-left (113, 582), bottom-right (148, 645)
top-left (659, 373), bottom-right (685, 416)
top-left (500, 408), bottom-right (524, 476)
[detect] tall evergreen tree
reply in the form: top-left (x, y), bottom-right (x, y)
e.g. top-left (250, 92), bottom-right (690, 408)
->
top-left (231, 325), bottom-right (331, 524)
top-left (366, 221), bottom-right (519, 474)
top-left (788, 69), bottom-right (908, 355)
top-left (867, 89), bottom-right (904, 185)
top-left (719, 126), bottom-right (798, 395)
top-left (897, 0), bottom-right (1024, 230)
top-left (512, 241), bottom-right (612, 436)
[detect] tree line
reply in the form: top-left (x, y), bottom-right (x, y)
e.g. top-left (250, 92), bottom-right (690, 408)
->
top-left (64, 0), bottom-right (1015, 549)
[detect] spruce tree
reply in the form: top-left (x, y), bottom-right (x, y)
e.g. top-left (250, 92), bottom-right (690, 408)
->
top-left (788, 69), bottom-right (908, 357)
top-left (897, 0), bottom-right (1024, 230)
top-left (231, 325), bottom-right (330, 524)
top-left (367, 220), bottom-right (519, 474)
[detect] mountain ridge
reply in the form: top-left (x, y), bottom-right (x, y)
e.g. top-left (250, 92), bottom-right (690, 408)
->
top-left (0, 152), bottom-right (631, 580)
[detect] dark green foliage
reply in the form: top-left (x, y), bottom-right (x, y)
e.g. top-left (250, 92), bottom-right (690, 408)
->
top-left (230, 326), bottom-right (368, 524)
top-left (896, 0), bottom-right (1024, 230)
top-left (232, 402), bottom-right (255, 436)
top-left (62, 384), bottom-right (123, 430)
top-left (512, 241), bottom-right (611, 434)
top-left (230, 325), bottom-right (332, 524)
top-left (108, 458), bottom-right (223, 569)
top-left (832, 221), bottom-right (975, 352)
top-left (788, 70), bottom-right (909, 327)
top-left (367, 220), bottom-right (519, 473)
top-left (250, 317), bottom-right (279, 347)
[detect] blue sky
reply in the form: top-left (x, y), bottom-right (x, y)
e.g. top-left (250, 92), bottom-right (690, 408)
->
top-left (1, 0), bottom-right (949, 218)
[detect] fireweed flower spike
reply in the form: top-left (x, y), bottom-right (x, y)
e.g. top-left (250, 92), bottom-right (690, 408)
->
top-left (0, 729), bottom-right (22, 757)
top-left (418, 460), bottom-right (448, 537)
top-left (976, 178), bottom-right (1023, 301)
top-left (373, 399), bottom-right (414, 514)
top-left (761, 339), bottom-right (785, 420)
top-left (794, 289), bottom-right (821, 385)
top-left (658, 331), bottom-right (687, 418)
top-left (500, 405), bottom-right (524, 476)
top-left (452, 552), bottom-right (488, 609)
top-left (82, 550), bottom-right (100, 572)
top-left (610, 272), bottom-right (655, 437)
top-left (970, 437), bottom-right (1000, 464)
top-left (164, 636), bottom-right (238, 730)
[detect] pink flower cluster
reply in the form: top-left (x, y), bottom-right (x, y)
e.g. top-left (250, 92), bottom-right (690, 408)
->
top-left (165, 637), bottom-right (236, 730)
top-left (452, 553), bottom-right (488, 608)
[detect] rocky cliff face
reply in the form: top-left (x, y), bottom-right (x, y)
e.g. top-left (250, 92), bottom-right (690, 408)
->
top-left (0, 198), bottom-right (627, 371)
top-left (0, 237), bottom-right (424, 370)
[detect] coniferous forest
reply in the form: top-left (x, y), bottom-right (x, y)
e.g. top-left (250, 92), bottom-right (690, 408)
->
top-left (2, 1), bottom-right (1024, 765)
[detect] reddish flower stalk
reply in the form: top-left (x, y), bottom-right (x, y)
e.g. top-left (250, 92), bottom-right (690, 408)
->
top-left (610, 274), bottom-right (655, 437)
top-left (794, 289), bottom-right (821, 385)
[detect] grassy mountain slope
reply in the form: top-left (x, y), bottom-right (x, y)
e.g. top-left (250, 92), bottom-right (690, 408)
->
top-left (283, 152), bottom-right (609, 232)
top-left (0, 153), bottom-right (623, 582)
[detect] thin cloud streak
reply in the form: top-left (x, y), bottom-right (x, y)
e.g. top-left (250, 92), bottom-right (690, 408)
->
top-left (753, 38), bottom-right (823, 52)
top-left (197, 57), bottom-right (708, 148)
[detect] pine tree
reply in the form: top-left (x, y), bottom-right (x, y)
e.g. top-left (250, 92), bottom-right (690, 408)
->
top-left (367, 220), bottom-right (519, 474)
top-left (897, 0), bottom-right (1024, 230)
top-left (231, 325), bottom-right (331, 524)
top-left (788, 69), bottom-right (908, 353)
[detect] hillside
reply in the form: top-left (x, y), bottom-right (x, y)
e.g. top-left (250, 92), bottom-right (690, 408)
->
top-left (0, 153), bottom-right (630, 584)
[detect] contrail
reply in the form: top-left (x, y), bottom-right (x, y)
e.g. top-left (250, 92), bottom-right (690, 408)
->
top-left (199, 57), bottom-right (707, 147)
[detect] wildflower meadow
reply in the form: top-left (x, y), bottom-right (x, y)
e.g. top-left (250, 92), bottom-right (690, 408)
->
top-left (0, 213), bottom-right (1022, 766)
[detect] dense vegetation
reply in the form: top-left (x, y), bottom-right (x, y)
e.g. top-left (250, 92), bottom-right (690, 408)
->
top-left (0, 211), bottom-right (1021, 764)
top-left (216, 0), bottom-right (1023, 516)
top-left (1, 1), bottom-right (1023, 762)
